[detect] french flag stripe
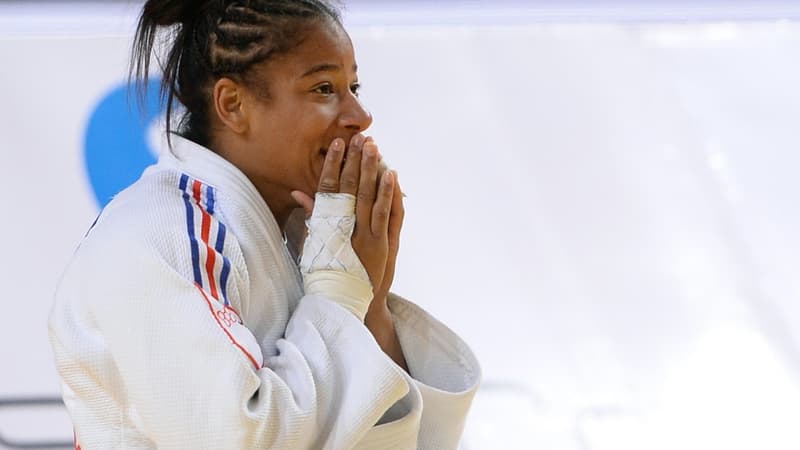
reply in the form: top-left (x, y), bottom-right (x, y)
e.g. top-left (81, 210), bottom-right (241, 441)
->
top-left (180, 174), bottom-right (262, 369)
top-left (192, 180), bottom-right (220, 300)
top-left (180, 174), bottom-right (202, 286)
top-left (207, 185), bottom-right (231, 304)
top-left (180, 175), bottom-right (232, 305)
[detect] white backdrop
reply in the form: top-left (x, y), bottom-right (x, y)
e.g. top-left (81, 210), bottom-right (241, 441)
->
top-left (2, 2), bottom-right (800, 449)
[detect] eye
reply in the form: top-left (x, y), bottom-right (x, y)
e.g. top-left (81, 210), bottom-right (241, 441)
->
top-left (313, 83), bottom-right (334, 95)
top-left (350, 82), bottom-right (361, 96)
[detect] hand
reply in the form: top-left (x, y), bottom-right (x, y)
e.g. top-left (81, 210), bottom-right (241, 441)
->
top-left (291, 135), bottom-right (396, 292)
top-left (364, 171), bottom-right (406, 371)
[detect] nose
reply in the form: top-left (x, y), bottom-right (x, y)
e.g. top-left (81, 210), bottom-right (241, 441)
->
top-left (338, 93), bottom-right (373, 132)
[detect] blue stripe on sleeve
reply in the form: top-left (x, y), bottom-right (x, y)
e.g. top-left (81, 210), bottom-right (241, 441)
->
top-left (219, 257), bottom-right (231, 306)
top-left (214, 219), bottom-right (226, 253)
top-left (216, 222), bottom-right (231, 306)
top-left (206, 185), bottom-right (215, 215)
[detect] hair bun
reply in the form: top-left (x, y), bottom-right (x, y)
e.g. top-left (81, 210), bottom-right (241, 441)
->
top-left (142, 0), bottom-right (208, 26)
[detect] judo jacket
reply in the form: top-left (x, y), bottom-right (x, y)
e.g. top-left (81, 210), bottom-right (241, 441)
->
top-left (48, 134), bottom-right (481, 449)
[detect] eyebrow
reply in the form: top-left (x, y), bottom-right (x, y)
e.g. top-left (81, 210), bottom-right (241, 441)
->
top-left (300, 63), bottom-right (358, 78)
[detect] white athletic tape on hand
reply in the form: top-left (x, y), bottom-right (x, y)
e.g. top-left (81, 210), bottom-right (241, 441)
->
top-left (300, 192), bottom-right (372, 321)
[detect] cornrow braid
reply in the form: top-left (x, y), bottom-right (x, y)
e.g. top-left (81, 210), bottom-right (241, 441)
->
top-left (130, 0), bottom-right (342, 148)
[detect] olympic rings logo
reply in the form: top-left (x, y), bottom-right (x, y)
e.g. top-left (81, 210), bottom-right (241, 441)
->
top-left (216, 307), bottom-right (242, 328)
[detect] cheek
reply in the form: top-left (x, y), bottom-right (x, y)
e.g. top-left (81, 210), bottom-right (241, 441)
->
top-left (304, 103), bottom-right (341, 136)
top-left (253, 102), bottom-right (339, 186)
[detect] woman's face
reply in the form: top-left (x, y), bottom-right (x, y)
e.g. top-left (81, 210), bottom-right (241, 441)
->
top-left (234, 20), bottom-right (372, 206)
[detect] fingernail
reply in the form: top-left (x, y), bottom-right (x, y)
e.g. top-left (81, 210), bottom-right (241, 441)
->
top-left (383, 171), bottom-right (393, 184)
top-left (352, 134), bottom-right (364, 148)
top-left (331, 138), bottom-right (344, 151)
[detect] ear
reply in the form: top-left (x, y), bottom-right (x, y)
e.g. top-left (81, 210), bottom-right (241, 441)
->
top-left (212, 77), bottom-right (249, 134)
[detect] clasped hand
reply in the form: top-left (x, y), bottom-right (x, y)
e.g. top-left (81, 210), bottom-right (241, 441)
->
top-left (291, 135), bottom-right (404, 305)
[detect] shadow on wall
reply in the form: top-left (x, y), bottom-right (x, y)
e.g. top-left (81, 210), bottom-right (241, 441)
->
top-left (0, 397), bottom-right (72, 449)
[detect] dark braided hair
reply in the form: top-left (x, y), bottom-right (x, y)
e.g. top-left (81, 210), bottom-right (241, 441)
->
top-left (130, 0), bottom-right (342, 147)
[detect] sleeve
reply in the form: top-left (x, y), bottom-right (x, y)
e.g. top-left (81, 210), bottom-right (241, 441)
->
top-left (57, 225), bottom-right (408, 450)
top-left (387, 293), bottom-right (483, 450)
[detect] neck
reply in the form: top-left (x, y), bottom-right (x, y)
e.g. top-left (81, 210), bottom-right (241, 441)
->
top-left (208, 135), bottom-right (296, 232)
top-left (255, 184), bottom-right (294, 232)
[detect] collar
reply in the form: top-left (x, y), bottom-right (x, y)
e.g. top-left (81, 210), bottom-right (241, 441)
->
top-left (154, 133), bottom-right (305, 305)
top-left (156, 133), bottom-right (285, 250)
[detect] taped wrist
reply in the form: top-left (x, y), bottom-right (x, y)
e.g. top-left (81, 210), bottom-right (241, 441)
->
top-left (299, 193), bottom-right (372, 321)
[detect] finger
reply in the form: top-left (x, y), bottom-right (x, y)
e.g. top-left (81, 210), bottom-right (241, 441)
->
top-left (340, 134), bottom-right (364, 195)
top-left (356, 141), bottom-right (380, 229)
top-left (363, 136), bottom-right (384, 168)
top-left (290, 190), bottom-right (315, 219)
top-left (387, 171), bottom-right (404, 251)
top-left (371, 171), bottom-right (395, 236)
top-left (317, 138), bottom-right (345, 193)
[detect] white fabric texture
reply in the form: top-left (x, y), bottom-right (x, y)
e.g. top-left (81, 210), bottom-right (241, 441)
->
top-left (300, 192), bottom-right (373, 321)
top-left (48, 134), bottom-right (481, 449)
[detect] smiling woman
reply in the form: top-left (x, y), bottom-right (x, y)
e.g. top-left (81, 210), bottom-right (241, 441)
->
top-left (208, 22), bottom-right (373, 228)
top-left (47, 1), bottom-right (480, 449)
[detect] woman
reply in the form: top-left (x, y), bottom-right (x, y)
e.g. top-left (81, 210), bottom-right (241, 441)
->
top-left (49, 1), bottom-right (480, 448)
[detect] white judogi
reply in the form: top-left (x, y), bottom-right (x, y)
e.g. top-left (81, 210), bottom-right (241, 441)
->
top-left (48, 135), bottom-right (481, 449)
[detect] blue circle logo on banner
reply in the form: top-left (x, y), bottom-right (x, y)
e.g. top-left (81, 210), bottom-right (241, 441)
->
top-left (84, 80), bottom-right (164, 208)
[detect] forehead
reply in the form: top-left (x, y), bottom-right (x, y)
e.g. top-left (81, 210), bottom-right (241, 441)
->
top-left (272, 21), bottom-right (356, 77)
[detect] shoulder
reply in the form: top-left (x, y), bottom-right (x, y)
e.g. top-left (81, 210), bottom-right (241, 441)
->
top-left (73, 169), bottom-right (246, 298)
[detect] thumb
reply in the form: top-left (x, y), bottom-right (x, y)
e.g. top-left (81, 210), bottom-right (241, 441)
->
top-left (291, 190), bottom-right (315, 219)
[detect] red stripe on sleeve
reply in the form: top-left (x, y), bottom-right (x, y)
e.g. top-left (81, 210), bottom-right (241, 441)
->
top-left (194, 283), bottom-right (261, 370)
top-left (192, 180), bottom-right (220, 300)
